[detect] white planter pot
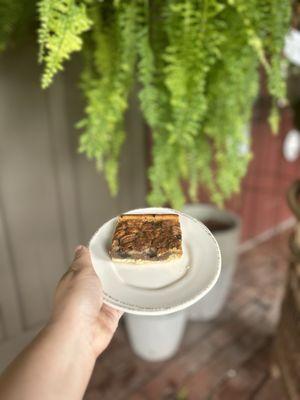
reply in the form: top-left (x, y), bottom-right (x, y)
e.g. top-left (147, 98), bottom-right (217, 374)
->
top-left (125, 311), bottom-right (187, 361)
top-left (182, 204), bottom-right (241, 321)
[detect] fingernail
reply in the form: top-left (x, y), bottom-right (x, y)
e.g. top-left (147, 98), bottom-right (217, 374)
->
top-left (75, 245), bottom-right (84, 257)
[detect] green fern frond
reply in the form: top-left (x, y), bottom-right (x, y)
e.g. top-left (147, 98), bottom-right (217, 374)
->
top-left (38, 0), bottom-right (53, 62)
top-left (230, 0), bottom-right (291, 133)
top-left (78, 1), bottom-right (138, 195)
top-left (0, 0), bottom-right (292, 209)
top-left (203, 6), bottom-right (259, 204)
top-left (38, 0), bottom-right (92, 88)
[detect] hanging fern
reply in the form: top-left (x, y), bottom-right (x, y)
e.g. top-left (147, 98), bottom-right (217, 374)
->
top-left (0, 0), bottom-right (292, 208)
top-left (200, 5), bottom-right (257, 204)
top-left (38, 0), bottom-right (92, 88)
top-left (229, 0), bottom-right (291, 132)
top-left (78, 1), bottom-right (138, 194)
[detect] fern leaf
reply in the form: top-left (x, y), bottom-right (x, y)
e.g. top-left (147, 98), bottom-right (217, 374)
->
top-left (38, 0), bottom-right (92, 88)
top-left (78, 1), bottom-right (138, 195)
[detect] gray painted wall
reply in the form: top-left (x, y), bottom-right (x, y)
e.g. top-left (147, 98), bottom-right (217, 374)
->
top-left (0, 43), bottom-right (147, 367)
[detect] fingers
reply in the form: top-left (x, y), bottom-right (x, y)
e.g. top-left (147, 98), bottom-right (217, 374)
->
top-left (70, 245), bottom-right (93, 272)
top-left (74, 245), bottom-right (85, 260)
top-left (101, 304), bottom-right (124, 323)
top-left (73, 245), bottom-right (89, 262)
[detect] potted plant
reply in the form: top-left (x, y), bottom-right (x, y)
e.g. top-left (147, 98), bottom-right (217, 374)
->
top-left (0, 0), bottom-right (291, 360)
top-left (125, 311), bottom-right (187, 362)
top-left (183, 204), bottom-right (240, 320)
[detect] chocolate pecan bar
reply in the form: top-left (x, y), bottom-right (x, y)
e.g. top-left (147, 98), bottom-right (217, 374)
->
top-left (109, 214), bottom-right (182, 263)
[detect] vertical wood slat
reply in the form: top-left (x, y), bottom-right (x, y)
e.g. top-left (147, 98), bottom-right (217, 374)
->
top-left (63, 57), bottom-right (119, 244)
top-left (119, 85), bottom-right (147, 213)
top-left (0, 44), bottom-right (66, 329)
top-left (273, 181), bottom-right (300, 400)
top-left (0, 191), bottom-right (23, 337)
top-left (0, 44), bottom-right (147, 359)
top-left (44, 74), bottom-right (81, 263)
top-left (62, 61), bottom-right (147, 245)
top-left (0, 309), bottom-right (5, 342)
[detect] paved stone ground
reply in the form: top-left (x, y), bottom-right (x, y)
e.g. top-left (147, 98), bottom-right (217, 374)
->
top-left (84, 231), bottom-right (291, 400)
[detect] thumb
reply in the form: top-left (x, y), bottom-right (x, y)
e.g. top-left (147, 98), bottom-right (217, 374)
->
top-left (73, 245), bottom-right (86, 260)
top-left (71, 245), bottom-right (93, 271)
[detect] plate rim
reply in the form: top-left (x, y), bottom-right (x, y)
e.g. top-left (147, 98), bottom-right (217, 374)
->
top-left (89, 207), bottom-right (222, 316)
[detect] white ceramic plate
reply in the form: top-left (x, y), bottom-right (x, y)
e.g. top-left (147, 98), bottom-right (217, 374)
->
top-left (89, 207), bottom-right (221, 316)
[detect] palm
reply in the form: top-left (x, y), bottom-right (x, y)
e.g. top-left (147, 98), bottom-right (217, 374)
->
top-left (52, 246), bottom-right (122, 357)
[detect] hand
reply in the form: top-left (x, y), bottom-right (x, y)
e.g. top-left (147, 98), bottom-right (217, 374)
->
top-left (50, 245), bottom-right (123, 359)
top-left (0, 245), bottom-right (121, 400)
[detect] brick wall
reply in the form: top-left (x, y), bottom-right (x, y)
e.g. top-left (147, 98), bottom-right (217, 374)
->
top-left (224, 104), bottom-right (300, 242)
top-left (146, 90), bottom-right (300, 243)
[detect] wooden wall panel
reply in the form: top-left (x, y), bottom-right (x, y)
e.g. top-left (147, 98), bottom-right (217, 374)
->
top-left (44, 76), bottom-right (82, 262)
top-left (0, 45), bottom-right (66, 329)
top-left (0, 309), bottom-right (5, 342)
top-left (226, 107), bottom-right (300, 242)
top-left (0, 195), bottom-right (23, 338)
top-left (0, 43), bottom-right (147, 363)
